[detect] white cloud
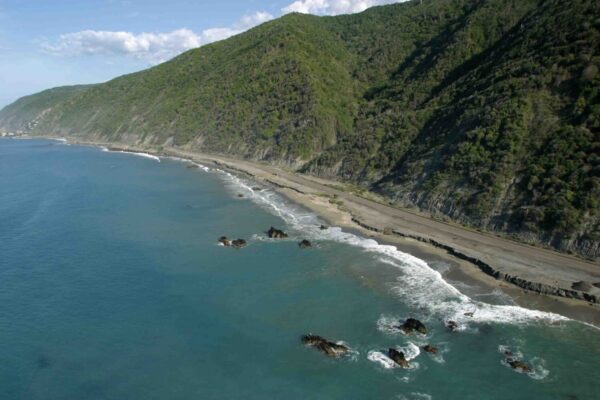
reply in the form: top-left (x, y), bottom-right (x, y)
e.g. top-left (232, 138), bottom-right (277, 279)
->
top-left (282, 0), bottom-right (405, 15)
top-left (42, 29), bottom-right (200, 64)
top-left (40, 0), bottom-right (408, 65)
top-left (200, 11), bottom-right (273, 43)
top-left (41, 11), bottom-right (273, 64)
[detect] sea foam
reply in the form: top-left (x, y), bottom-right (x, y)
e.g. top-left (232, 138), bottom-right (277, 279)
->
top-left (115, 150), bottom-right (161, 162)
top-left (210, 168), bottom-right (571, 327)
top-left (96, 145), bottom-right (568, 327)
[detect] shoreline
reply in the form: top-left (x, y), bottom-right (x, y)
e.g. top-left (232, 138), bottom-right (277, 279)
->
top-left (27, 137), bottom-right (600, 326)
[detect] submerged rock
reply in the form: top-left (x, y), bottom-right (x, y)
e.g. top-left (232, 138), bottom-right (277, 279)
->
top-left (218, 236), bottom-right (232, 246)
top-left (423, 345), bottom-right (438, 354)
top-left (320, 225), bottom-right (328, 230)
top-left (232, 239), bottom-right (247, 248)
top-left (186, 164), bottom-right (199, 169)
top-left (237, 193), bottom-right (244, 198)
top-left (507, 359), bottom-right (532, 373)
top-left (267, 226), bottom-right (288, 238)
top-left (301, 334), bottom-right (349, 357)
top-left (388, 348), bottom-right (410, 368)
top-left (298, 239), bottom-right (312, 248)
top-left (37, 355), bottom-right (51, 369)
top-left (252, 187), bottom-right (262, 191)
top-left (398, 318), bottom-right (427, 335)
top-left (464, 312), bottom-right (475, 317)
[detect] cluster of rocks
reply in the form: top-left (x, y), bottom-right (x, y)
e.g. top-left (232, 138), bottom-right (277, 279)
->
top-left (267, 226), bottom-right (288, 238)
top-left (502, 348), bottom-right (533, 374)
top-left (302, 318), bottom-right (443, 368)
top-left (218, 236), bottom-right (247, 249)
top-left (218, 226), bottom-right (317, 251)
top-left (301, 334), bottom-right (349, 357)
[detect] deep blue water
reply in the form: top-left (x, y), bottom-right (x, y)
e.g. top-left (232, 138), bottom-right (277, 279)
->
top-left (0, 138), bottom-right (598, 400)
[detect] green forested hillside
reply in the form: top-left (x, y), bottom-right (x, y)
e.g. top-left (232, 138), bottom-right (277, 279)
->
top-left (1, 0), bottom-right (598, 257)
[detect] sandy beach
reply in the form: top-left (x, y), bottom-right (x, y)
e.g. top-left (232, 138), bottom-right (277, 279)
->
top-left (54, 138), bottom-right (600, 326)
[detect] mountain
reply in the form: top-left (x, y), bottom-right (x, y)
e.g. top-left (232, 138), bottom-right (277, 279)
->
top-left (1, 0), bottom-right (598, 258)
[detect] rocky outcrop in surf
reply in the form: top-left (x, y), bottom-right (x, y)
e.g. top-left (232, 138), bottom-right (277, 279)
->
top-left (219, 236), bottom-right (247, 248)
top-left (423, 345), bottom-right (438, 354)
top-left (388, 348), bottom-right (410, 368)
top-left (446, 320), bottom-right (459, 331)
top-left (301, 334), bottom-right (349, 357)
top-left (398, 318), bottom-right (427, 335)
top-left (507, 359), bottom-right (532, 373)
top-left (298, 239), bottom-right (312, 248)
top-left (231, 239), bottom-right (247, 248)
top-left (267, 227), bottom-right (288, 239)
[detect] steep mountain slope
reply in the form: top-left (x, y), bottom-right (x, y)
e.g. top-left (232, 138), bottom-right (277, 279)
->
top-left (0, 85), bottom-right (92, 132)
top-left (1, 0), bottom-right (598, 258)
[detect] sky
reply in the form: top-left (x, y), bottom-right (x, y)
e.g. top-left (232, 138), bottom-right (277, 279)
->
top-left (0, 0), bottom-right (408, 108)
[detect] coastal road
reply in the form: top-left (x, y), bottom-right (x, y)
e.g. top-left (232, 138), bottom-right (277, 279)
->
top-left (168, 149), bottom-right (600, 296)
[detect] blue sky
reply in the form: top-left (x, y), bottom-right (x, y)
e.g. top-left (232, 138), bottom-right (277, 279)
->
top-left (0, 0), bottom-right (404, 108)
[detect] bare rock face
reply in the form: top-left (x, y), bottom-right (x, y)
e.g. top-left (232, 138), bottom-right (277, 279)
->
top-left (301, 334), bottom-right (349, 357)
top-left (388, 348), bottom-right (410, 368)
top-left (398, 318), bottom-right (427, 335)
top-left (423, 345), bottom-right (438, 354)
top-left (267, 227), bottom-right (288, 238)
top-left (231, 239), bottom-right (247, 248)
top-left (298, 239), bottom-right (312, 248)
top-left (218, 236), bottom-right (231, 246)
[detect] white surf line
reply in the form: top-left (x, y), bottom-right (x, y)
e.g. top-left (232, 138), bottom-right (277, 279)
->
top-left (85, 143), bottom-right (585, 327)
top-left (114, 150), bottom-right (161, 162)
top-left (213, 169), bottom-right (571, 326)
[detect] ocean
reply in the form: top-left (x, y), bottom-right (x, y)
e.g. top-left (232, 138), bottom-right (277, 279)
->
top-left (1, 138), bottom-right (598, 399)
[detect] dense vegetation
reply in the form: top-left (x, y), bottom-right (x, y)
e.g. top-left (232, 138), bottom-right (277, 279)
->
top-left (1, 0), bottom-right (598, 258)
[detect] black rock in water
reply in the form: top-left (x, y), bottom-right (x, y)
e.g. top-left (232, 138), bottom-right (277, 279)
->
top-left (398, 318), bottom-right (427, 335)
top-left (298, 239), bottom-right (312, 248)
top-left (507, 359), bottom-right (532, 373)
top-left (446, 320), bottom-right (459, 331)
top-left (301, 334), bottom-right (349, 357)
top-left (232, 239), bottom-right (247, 248)
top-left (267, 226), bottom-right (288, 238)
top-left (388, 348), bottom-right (410, 368)
top-left (423, 344), bottom-right (438, 354)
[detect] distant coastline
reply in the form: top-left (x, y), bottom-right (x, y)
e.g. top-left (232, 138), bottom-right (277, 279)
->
top-left (17, 135), bottom-right (600, 326)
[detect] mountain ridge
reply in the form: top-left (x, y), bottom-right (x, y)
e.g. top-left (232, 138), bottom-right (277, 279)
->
top-left (1, 0), bottom-right (599, 258)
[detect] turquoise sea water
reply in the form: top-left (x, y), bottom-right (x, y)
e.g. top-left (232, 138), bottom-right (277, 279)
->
top-left (0, 138), bottom-right (598, 400)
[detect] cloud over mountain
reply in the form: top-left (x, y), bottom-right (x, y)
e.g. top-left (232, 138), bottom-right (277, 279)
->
top-left (282, 0), bottom-right (405, 15)
top-left (41, 11), bottom-right (273, 64)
